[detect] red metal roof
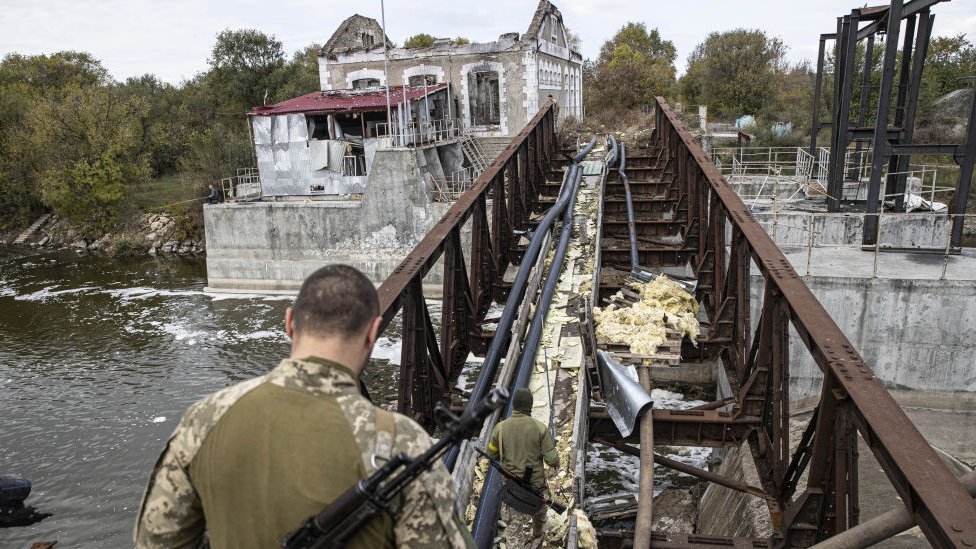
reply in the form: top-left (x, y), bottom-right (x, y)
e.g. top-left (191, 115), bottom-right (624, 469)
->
top-left (249, 83), bottom-right (449, 116)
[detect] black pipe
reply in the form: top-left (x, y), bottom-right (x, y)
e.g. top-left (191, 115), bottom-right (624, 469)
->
top-left (470, 139), bottom-right (595, 547)
top-left (619, 142), bottom-right (639, 269)
top-left (608, 134), bottom-right (619, 167)
top-left (443, 137), bottom-right (597, 470)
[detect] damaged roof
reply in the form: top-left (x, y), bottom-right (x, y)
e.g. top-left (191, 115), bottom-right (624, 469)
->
top-left (249, 83), bottom-right (449, 116)
top-left (525, 0), bottom-right (562, 38)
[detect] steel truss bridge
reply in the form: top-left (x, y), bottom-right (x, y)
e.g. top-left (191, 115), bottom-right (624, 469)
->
top-left (369, 92), bottom-right (975, 548)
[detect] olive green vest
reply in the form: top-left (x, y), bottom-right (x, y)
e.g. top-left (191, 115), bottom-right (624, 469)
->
top-left (188, 381), bottom-right (393, 548)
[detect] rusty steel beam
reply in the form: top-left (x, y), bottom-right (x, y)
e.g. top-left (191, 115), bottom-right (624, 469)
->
top-left (597, 530), bottom-right (772, 549)
top-left (654, 96), bottom-right (976, 547)
top-left (594, 438), bottom-right (773, 502)
top-left (376, 102), bottom-right (555, 427)
top-left (588, 408), bottom-right (758, 447)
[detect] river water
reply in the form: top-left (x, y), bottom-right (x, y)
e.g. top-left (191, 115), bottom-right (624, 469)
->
top-left (1, 246), bottom-right (706, 547)
top-left (0, 246), bottom-right (406, 547)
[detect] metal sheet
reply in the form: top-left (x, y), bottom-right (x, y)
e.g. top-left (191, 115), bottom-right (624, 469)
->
top-left (252, 117), bottom-right (272, 145)
top-left (272, 115), bottom-right (289, 144)
top-left (597, 350), bottom-right (653, 438)
top-left (287, 114), bottom-right (308, 142)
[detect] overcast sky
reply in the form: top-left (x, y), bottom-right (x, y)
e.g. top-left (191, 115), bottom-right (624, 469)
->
top-left (2, 0), bottom-right (974, 84)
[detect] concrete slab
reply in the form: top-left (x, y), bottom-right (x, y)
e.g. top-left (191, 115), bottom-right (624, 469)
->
top-left (777, 245), bottom-right (976, 281)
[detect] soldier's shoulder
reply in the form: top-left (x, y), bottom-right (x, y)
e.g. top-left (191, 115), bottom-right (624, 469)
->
top-left (390, 411), bottom-right (434, 453)
top-left (172, 376), bottom-right (268, 457)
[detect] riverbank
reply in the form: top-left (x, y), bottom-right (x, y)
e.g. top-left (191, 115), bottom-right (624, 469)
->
top-left (0, 211), bottom-right (205, 257)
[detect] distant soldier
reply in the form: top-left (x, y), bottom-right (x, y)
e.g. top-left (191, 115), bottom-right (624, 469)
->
top-left (134, 264), bottom-right (471, 548)
top-left (547, 94), bottom-right (560, 120)
top-left (485, 388), bottom-right (558, 546)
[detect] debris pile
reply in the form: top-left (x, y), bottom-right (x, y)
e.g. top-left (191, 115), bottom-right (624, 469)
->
top-left (593, 276), bottom-right (700, 355)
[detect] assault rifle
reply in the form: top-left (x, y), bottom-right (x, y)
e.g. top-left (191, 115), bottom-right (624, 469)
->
top-left (471, 446), bottom-right (567, 514)
top-left (282, 388), bottom-right (509, 549)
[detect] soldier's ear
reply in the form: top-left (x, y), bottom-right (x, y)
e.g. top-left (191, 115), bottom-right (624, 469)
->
top-left (285, 307), bottom-right (296, 340)
top-left (365, 316), bottom-right (382, 348)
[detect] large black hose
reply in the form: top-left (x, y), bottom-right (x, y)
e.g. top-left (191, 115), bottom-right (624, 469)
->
top-left (619, 142), bottom-right (639, 269)
top-left (470, 138), bottom-right (595, 547)
top-left (607, 134), bottom-right (619, 167)
top-left (443, 137), bottom-right (597, 470)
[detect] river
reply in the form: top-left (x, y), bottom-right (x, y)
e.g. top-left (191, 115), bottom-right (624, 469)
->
top-left (0, 246), bottom-right (706, 547)
top-left (0, 246), bottom-right (406, 547)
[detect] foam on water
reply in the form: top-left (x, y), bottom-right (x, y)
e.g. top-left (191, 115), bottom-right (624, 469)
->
top-left (14, 285), bottom-right (101, 301)
top-left (371, 337), bottom-right (402, 364)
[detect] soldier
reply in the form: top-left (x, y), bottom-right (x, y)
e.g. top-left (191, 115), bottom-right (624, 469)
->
top-left (134, 264), bottom-right (472, 548)
top-left (485, 387), bottom-right (558, 547)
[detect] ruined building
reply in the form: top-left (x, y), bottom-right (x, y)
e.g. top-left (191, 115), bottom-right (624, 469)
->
top-left (319, 0), bottom-right (583, 139)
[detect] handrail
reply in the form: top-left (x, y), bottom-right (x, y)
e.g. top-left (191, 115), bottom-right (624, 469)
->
top-left (374, 101), bottom-right (556, 426)
top-left (655, 96), bottom-right (976, 546)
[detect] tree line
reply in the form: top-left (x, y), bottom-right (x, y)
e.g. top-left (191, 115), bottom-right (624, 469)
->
top-left (0, 30), bottom-right (320, 232)
top-left (582, 22), bottom-right (975, 144)
top-left (1, 23), bottom-right (972, 234)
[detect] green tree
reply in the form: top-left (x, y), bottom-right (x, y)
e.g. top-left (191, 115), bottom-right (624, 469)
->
top-left (584, 22), bottom-right (677, 116)
top-left (454, 37), bottom-right (471, 46)
top-left (919, 34), bottom-right (976, 113)
top-left (23, 85), bottom-right (150, 231)
top-left (275, 43), bottom-right (324, 100)
top-left (0, 51), bottom-right (111, 227)
top-left (207, 29), bottom-right (286, 111)
top-left (680, 29), bottom-right (787, 117)
top-left (404, 33), bottom-right (436, 49)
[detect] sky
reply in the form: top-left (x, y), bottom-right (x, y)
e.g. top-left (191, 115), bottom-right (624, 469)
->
top-left (1, 0), bottom-right (975, 84)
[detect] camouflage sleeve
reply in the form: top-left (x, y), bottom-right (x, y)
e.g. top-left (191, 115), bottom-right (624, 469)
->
top-left (133, 431), bottom-right (205, 548)
top-left (485, 423), bottom-right (501, 460)
top-left (393, 416), bottom-right (472, 549)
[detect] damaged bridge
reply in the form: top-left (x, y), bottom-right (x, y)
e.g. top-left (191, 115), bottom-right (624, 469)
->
top-left (370, 90), bottom-right (976, 548)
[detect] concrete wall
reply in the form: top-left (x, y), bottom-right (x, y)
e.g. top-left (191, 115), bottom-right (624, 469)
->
top-left (749, 272), bottom-right (976, 404)
top-left (750, 212), bottom-right (951, 248)
top-left (205, 147), bottom-right (448, 292)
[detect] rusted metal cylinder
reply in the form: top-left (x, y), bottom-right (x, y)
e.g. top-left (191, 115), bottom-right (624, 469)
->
top-left (634, 366), bottom-right (654, 549)
top-left (810, 471), bottom-right (976, 549)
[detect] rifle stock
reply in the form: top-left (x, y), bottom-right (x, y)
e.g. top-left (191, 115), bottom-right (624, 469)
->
top-left (472, 447), bottom-right (567, 514)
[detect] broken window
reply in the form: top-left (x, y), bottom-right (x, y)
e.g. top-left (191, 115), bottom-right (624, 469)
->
top-left (408, 74), bottom-right (438, 87)
top-left (361, 32), bottom-right (375, 49)
top-left (468, 71), bottom-right (500, 126)
top-left (352, 78), bottom-right (380, 89)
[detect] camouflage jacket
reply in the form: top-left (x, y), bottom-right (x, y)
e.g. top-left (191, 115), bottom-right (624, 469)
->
top-left (134, 357), bottom-right (470, 548)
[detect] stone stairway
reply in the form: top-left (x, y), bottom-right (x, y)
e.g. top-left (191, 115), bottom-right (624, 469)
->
top-left (13, 214), bottom-right (51, 245)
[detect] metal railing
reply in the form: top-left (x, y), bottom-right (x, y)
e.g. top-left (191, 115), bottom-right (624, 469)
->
top-left (654, 96), bottom-right (976, 546)
top-left (374, 103), bottom-right (556, 427)
top-left (220, 168), bottom-right (261, 201)
top-left (746, 206), bottom-right (972, 279)
top-left (430, 167), bottom-right (475, 202)
top-left (376, 117), bottom-right (463, 149)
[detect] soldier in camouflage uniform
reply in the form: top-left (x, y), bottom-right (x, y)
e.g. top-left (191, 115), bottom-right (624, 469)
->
top-left (134, 264), bottom-right (472, 548)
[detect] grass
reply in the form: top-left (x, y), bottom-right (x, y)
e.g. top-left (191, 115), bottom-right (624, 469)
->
top-left (126, 173), bottom-right (206, 213)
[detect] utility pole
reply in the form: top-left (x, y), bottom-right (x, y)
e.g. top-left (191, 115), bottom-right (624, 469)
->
top-left (381, 0), bottom-right (392, 132)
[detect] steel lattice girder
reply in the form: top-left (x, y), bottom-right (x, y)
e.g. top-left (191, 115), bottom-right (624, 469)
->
top-left (376, 103), bottom-right (556, 427)
top-left (654, 96), bottom-right (976, 547)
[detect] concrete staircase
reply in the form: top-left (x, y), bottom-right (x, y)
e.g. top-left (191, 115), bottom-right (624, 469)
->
top-left (476, 137), bottom-right (513, 166)
top-left (13, 214), bottom-right (51, 245)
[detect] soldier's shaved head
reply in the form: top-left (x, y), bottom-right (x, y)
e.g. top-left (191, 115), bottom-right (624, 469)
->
top-left (291, 265), bottom-right (379, 339)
